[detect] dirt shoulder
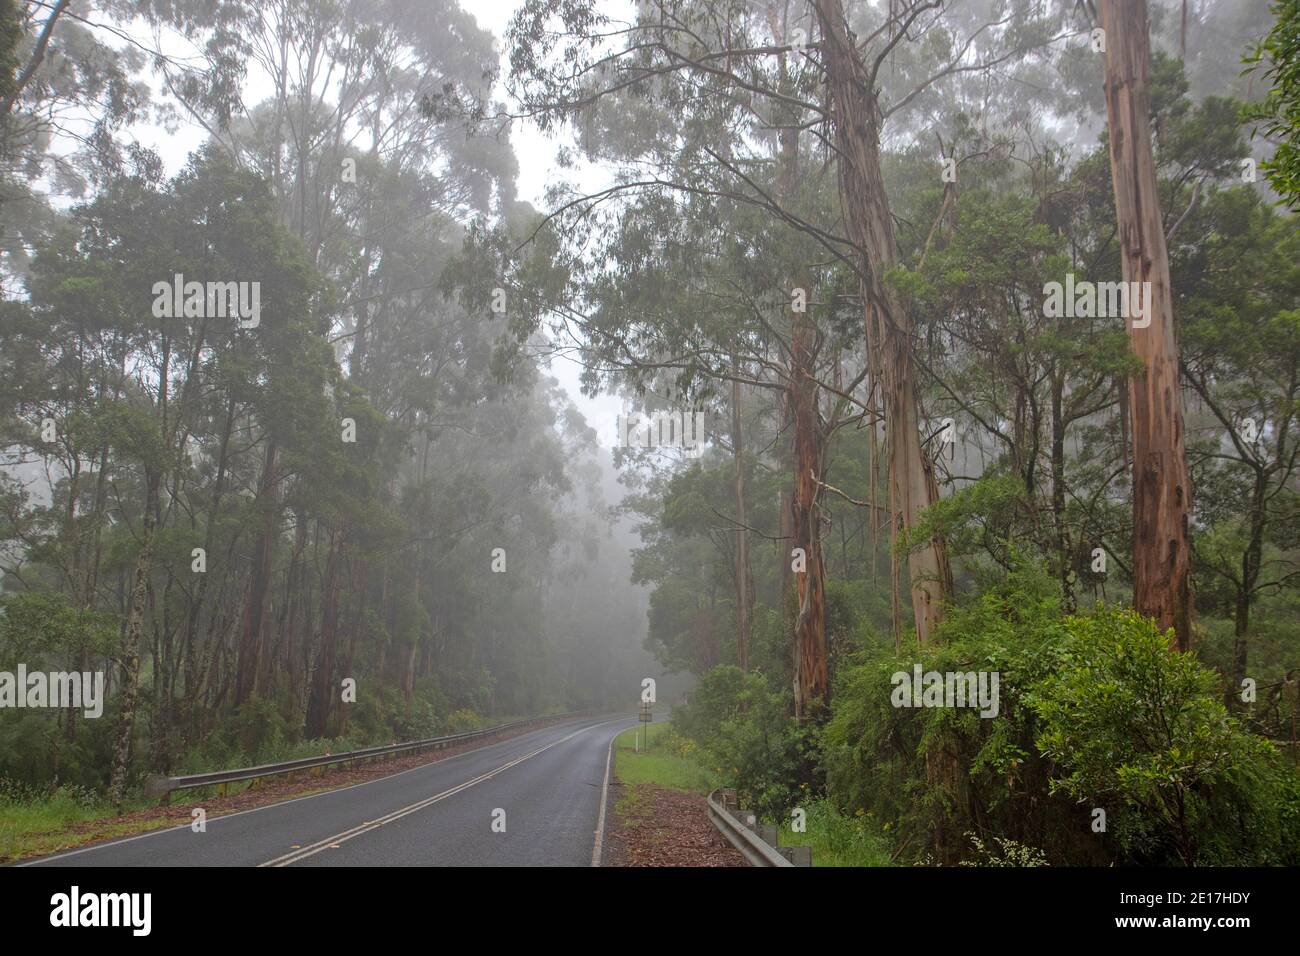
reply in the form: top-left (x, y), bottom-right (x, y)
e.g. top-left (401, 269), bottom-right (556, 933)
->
top-left (603, 782), bottom-right (746, 866)
top-left (601, 724), bottom-right (744, 867)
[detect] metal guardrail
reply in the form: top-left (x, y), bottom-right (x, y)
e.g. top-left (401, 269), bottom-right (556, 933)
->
top-left (707, 787), bottom-right (810, 867)
top-left (145, 711), bottom-right (590, 803)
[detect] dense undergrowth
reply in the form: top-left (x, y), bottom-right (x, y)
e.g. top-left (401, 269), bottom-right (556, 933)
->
top-left (671, 571), bottom-right (1300, 866)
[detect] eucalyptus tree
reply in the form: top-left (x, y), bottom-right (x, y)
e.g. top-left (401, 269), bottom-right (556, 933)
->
top-left (1097, 0), bottom-right (1194, 649)
top-left (505, 0), bottom-right (888, 715)
top-left (123, 0), bottom-right (528, 728)
top-left (506, 1), bottom-right (1082, 664)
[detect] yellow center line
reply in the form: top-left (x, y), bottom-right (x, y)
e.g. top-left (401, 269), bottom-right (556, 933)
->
top-left (258, 718), bottom-right (624, 867)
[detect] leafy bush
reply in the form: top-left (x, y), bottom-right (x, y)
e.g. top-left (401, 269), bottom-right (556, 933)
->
top-left (821, 569), bottom-right (1300, 865)
top-left (443, 708), bottom-right (482, 733)
top-left (1027, 610), bottom-right (1299, 865)
top-left (673, 665), bottom-right (818, 821)
top-left (822, 569), bottom-right (1073, 864)
top-left (0, 777), bottom-right (99, 810)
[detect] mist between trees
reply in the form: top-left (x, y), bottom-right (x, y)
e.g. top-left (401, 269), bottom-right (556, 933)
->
top-left (1, 0), bottom-right (1299, 865)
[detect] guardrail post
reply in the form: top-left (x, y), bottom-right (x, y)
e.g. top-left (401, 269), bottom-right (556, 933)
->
top-left (721, 789), bottom-right (739, 815)
top-left (706, 788), bottom-right (794, 868)
top-left (145, 775), bottom-right (174, 805)
top-left (779, 846), bottom-right (813, 867)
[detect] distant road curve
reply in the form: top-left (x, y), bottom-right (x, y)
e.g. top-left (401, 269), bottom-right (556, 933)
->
top-left (25, 714), bottom-right (638, 867)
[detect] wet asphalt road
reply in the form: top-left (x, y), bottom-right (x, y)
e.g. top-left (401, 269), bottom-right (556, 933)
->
top-left (25, 715), bottom-right (638, 867)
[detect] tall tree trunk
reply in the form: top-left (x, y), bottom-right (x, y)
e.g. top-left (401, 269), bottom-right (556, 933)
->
top-left (108, 468), bottom-right (161, 806)
top-left (1228, 471), bottom-right (1266, 708)
top-left (813, 0), bottom-right (951, 645)
top-left (282, 509), bottom-right (309, 710)
top-left (305, 524), bottom-right (343, 739)
top-left (730, 372), bottom-right (752, 671)
top-left (1099, 0), bottom-right (1194, 650)
top-left (1050, 370), bottom-right (1076, 612)
top-left (336, 552), bottom-right (367, 738)
top-left (790, 286), bottom-right (828, 717)
top-left (234, 439), bottom-right (279, 704)
top-left (772, 62), bottom-right (829, 716)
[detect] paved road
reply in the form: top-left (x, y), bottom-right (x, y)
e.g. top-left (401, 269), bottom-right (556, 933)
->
top-left (26, 715), bottom-right (639, 867)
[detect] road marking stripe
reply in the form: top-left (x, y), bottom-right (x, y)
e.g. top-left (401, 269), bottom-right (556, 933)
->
top-left (591, 727), bottom-right (619, 867)
top-left (19, 717), bottom-right (604, 866)
top-left (259, 718), bottom-right (630, 867)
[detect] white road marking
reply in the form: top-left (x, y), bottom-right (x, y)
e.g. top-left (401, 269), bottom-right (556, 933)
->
top-left (591, 726), bottom-right (620, 867)
top-left (260, 717), bottom-right (632, 867)
top-left (20, 717), bottom-right (604, 866)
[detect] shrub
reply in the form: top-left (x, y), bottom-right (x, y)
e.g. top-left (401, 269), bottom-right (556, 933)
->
top-left (673, 665), bottom-right (818, 821)
top-left (822, 569), bottom-right (1075, 864)
top-left (821, 569), bottom-right (1300, 865)
top-left (1027, 609), bottom-right (1300, 865)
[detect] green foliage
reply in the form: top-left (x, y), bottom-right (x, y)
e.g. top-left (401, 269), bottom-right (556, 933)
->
top-left (822, 575), bottom-right (1300, 866)
top-left (673, 665), bottom-right (819, 821)
top-left (1028, 610), bottom-right (1297, 866)
top-left (0, 592), bottom-right (119, 667)
top-left (1245, 0), bottom-right (1300, 208)
top-left (0, 778), bottom-right (119, 864)
top-left (0, 0), bottom-right (20, 108)
top-left (778, 798), bottom-right (892, 868)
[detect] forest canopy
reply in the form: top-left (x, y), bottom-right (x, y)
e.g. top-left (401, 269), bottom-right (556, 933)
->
top-left (1, 0), bottom-right (1297, 867)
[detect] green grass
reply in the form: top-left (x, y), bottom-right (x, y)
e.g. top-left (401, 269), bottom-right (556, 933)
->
top-left (778, 798), bottom-right (893, 867)
top-left (0, 713), bottom-right (563, 863)
top-left (612, 722), bottom-right (718, 793)
top-left (0, 789), bottom-right (165, 863)
top-left (610, 724), bottom-right (894, 867)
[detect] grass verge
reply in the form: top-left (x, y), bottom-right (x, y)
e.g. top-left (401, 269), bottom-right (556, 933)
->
top-left (0, 790), bottom-right (161, 863)
top-left (612, 722), bottom-right (717, 793)
top-left (778, 798), bottom-right (893, 867)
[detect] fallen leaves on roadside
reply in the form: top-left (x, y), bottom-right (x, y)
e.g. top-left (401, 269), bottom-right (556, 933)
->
top-left (604, 783), bottom-right (745, 867)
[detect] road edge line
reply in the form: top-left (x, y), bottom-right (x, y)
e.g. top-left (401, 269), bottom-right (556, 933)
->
top-left (17, 715), bottom-right (600, 866)
top-left (263, 716), bottom-right (633, 867)
top-left (591, 725), bottom-right (619, 867)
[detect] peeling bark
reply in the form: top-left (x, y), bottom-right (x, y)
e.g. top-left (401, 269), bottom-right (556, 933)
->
top-left (108, 468), bottom-right (160, 806)
top-left (813, 0), bottom-right (951, 645)
top-left (1099, 0), bottom-right (1194, 650)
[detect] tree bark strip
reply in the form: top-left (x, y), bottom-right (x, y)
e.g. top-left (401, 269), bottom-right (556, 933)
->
top-left (812, 0), bottom-right (951, 645)
top-left (1099, 0), bottom-right (1194, 650)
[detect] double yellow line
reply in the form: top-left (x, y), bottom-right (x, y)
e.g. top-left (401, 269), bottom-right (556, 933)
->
top-left (259, 719), bottom-right (618, 867)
